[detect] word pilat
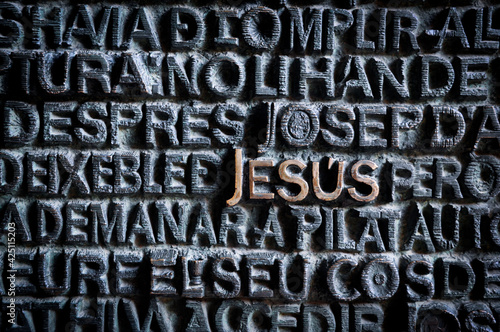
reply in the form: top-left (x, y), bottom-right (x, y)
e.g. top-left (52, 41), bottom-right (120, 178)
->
top-left (1, 199), bottom-right (500, 252)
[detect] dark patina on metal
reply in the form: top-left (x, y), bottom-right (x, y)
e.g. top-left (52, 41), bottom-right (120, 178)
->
top-left (1, 0), bottom-right (500, 330)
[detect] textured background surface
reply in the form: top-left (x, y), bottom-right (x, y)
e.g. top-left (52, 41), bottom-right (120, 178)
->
top-left (1, 1), bottom-right (500, 330)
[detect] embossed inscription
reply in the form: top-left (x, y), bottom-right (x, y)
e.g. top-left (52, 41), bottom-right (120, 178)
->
top-left (2, 1), bottom-right (500, 331)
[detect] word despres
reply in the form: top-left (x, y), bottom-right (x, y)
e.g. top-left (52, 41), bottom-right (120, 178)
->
top-left (3, 1), bottom-right (500, 331)
top-left (3, 102), bottom-right (499, 151)
top-left (0, 4), bottom-right (498, 101)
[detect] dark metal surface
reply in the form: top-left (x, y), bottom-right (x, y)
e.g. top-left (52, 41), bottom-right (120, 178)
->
top-left (1, 0), bottom-right (500, 330)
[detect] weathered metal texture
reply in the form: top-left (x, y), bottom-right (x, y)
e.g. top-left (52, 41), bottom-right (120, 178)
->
top-left (1, 0), bottom-right (500, 331)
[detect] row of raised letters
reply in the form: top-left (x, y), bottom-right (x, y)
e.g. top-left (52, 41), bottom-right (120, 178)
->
top-left (3, 297), bottom-right (498, 331)
top-left (2, 200), bottom-right (500, 252)
top-left (0, 250), bottom-right (498, 304)
top-left (0, 151), bottom-right (497, 203)
top-left (1, 4), bottom-right (499, 54)
top-left (4, 102), bottom-right (500, 151)
top-left (0, 52), bottom-right (494, 101)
